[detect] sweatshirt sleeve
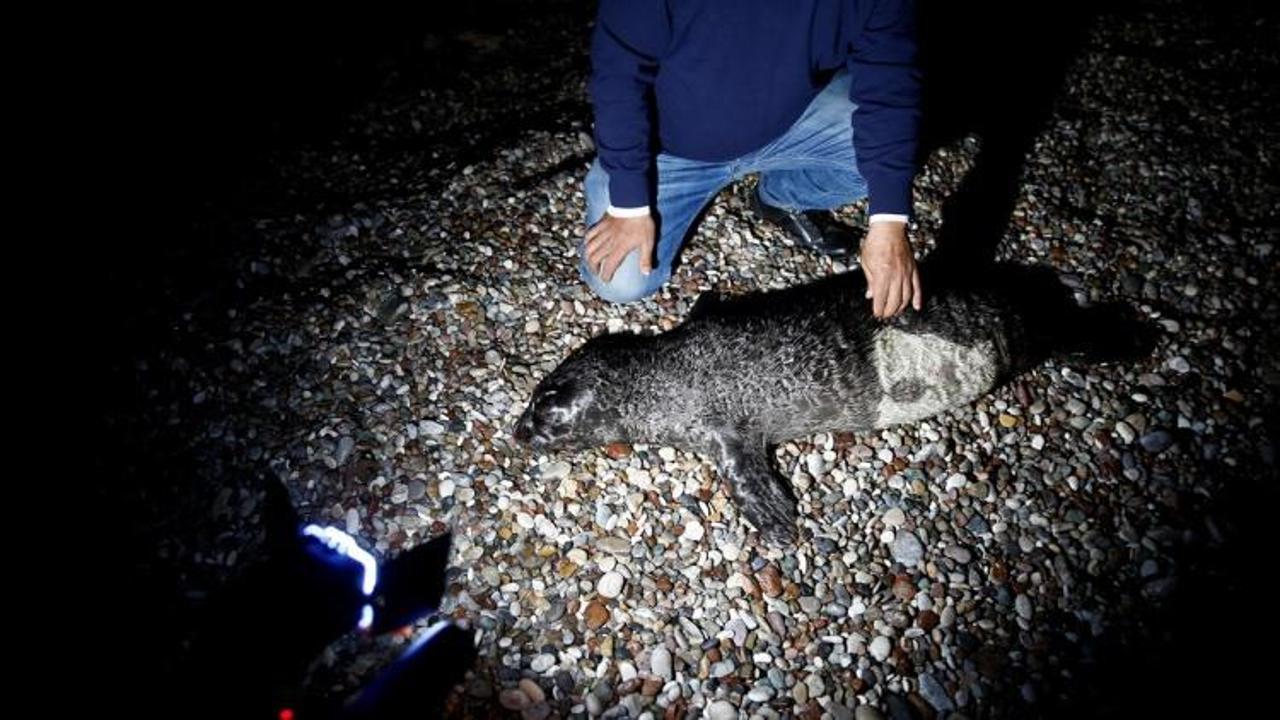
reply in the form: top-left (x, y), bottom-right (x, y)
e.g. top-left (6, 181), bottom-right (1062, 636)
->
top-left (847, 0), bottom-right (921, 217)
top-left (588, 1), bottom-right (671, 209)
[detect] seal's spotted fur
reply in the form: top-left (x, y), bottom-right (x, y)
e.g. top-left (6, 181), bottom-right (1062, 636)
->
top-left (515, 263), bottom-right (1154, 544)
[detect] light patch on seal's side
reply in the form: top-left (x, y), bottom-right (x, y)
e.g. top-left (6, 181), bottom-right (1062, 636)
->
top-left (872, 327), bottom-right (1000, 427)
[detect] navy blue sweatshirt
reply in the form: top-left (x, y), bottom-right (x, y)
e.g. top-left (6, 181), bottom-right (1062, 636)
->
top-left (590, 0), bottom-right (920, 217)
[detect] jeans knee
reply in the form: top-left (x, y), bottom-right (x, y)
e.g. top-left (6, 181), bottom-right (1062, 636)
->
top-left (579, 249), bottom-right (661, 304)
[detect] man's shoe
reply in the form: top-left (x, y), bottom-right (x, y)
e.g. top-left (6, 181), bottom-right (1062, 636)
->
top-left (749, 190), bottom-right (858, 258)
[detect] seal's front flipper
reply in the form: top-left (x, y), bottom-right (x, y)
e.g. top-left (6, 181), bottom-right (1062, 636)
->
top-left (708, 428), bottom-right (798, 546)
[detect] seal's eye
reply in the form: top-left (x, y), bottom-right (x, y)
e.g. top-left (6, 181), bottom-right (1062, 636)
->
top-left (514, 375), bottom-right (595, 449)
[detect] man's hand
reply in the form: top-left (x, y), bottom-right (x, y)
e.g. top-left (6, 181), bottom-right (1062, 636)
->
top-left (860, 221), bottom-right (922, 318)
top-left (584, 214), bottom-right (656, 282)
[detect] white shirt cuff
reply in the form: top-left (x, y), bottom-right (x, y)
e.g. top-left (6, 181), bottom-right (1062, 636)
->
top-left (606, 205), bottom-right (651, 218)
top-left (869, 213), bottom-right (909, 225)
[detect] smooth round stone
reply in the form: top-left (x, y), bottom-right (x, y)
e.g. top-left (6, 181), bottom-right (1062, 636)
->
top-left (651, 646), bottom-right (673, 681)
top-left (891, 531), bottom-right (924, 565)
top-left (710, 660), bottom-right (735, 678)
top-left (599, 537), bottom-right (632, 555)
top-left (745, 684), bottom-right (774, 704)
top-left (598, 572), bottom-right (626, 599)
top-left (918, 673), bottom-right (955, 712)
top-left (945, 545), bottom-right (972, 564)
top-left (806, 674), bottom-right (826, 696)
top-left (1139, 430), bottom-right (1174, 453)
top-left (705, 700), bottom-right (737, 720)
top-left (721, 542), bottom-right (741, 562)
top-left (682, 521), bottom-right (705, 542)
top-left (1114, 421), bottom-right (1137, 444)
top-left (336, 436), bottom-right (355, 464)
top-left (1015, 594), bottom-right (1033, 620)
top-left (870, 635), bottom-right (892, 661)
top-left (437, 478), bottom-right (455, 498)
top-left (530, 653), bottom-right (556, 673)
top-left (793, 682), bottom-right (810, 704)
top-left (940, 605), bottom-right (956, 628)
top-left (965, 515), bottom-right (990, 536)
top-left (807, 453), bottom-right (825, 477)
top-left (520, 679), bottom-right (547, 704)
top-left (882, 507), bottom-right (906, 528)
top-left (539, 460), bottom-right (571, 480)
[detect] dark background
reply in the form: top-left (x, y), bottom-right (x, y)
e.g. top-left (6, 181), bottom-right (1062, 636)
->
top-left (50, 1), bottom-right (1277, 717)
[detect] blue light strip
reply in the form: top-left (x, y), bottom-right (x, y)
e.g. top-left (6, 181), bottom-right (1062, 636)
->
top-left (302, 524), bottom-right (379, 630)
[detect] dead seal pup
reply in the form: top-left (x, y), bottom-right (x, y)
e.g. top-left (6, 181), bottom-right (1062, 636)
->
top-left (513, 263), bottom-right (1155, 544)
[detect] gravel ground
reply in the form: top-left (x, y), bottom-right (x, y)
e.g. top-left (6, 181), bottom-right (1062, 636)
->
top-left (101, 2), bottom-right (1277, 718)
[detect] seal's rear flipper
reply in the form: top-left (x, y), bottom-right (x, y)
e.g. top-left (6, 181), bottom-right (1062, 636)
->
top-left (1058, 303), bottom-right (1160, 364)
top-left (708, 428), bottom-right (799, 546)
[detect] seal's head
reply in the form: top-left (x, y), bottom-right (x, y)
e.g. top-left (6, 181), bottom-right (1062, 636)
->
top-left (513, 342), bottom-right (625, 450)
top-left (513, 373), bottom-right (595, 449)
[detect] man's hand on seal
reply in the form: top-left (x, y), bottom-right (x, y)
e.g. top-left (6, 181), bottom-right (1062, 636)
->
top-left (859, 221), bottom-right (922, 319)
top-left (585, 214), bottom-right (656, 283)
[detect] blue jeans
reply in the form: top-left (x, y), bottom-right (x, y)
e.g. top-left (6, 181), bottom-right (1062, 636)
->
top-left (580, 71), bottom-right (867, 303)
